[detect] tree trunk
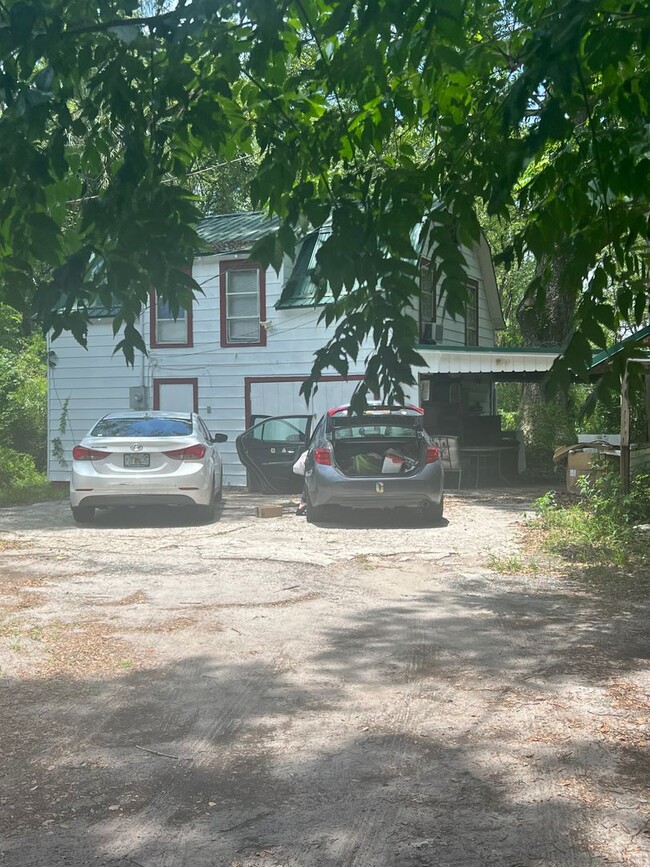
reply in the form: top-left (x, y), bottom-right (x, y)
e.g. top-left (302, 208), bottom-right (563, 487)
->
top-left (516, 253), bottom-right (578, 472)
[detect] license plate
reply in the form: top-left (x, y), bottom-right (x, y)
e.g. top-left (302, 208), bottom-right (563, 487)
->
top-left (124, 453), bottom-right (150, 468)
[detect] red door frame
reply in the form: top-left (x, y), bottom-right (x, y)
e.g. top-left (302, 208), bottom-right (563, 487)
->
top-left (153, 377), bottom-right (199, 412)
top-left (244, 374), bottom-right (365, 429)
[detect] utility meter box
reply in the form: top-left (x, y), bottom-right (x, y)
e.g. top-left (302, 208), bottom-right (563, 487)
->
top-left (129, 386), bottom-right (149, 411)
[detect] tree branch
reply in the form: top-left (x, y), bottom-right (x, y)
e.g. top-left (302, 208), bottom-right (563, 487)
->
top-left (62, 9), bottom-right (183, 37)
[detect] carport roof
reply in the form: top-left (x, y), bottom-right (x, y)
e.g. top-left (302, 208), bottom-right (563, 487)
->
top-left (417, 345), bottom-right (559, 379)
top-left (589, 324), bottom-right (650, 371)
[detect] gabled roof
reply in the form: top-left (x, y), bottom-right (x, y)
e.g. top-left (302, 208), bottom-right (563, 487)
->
top-left (197, 212), bottom-right (279, 254)
top-left (276, 218), bottom-right (505, 326)
top-left (276, 226), bottom-right (333, 309)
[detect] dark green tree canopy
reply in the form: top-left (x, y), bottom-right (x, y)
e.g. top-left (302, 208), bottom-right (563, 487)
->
top-left (0, 0), bottom-right (648, 400)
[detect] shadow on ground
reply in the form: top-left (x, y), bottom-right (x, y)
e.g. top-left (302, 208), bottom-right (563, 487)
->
top-left (2, 577), bottom-right (648, 866)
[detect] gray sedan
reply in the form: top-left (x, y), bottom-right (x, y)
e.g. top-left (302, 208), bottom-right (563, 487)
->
top-left (236, 405), bottom-right (444, 524)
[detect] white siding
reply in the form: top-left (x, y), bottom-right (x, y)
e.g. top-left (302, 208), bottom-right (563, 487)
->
top-left (430, 244), bottom-right (495, 346)
top-left (47, 240), bottom-right (501, 486)
top-left (47, 322), bottom-right (144, 482)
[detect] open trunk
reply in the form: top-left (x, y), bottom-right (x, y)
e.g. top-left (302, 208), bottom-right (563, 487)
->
top-left (329, 411), bottom-right (426, 477)
top-left (331, 438), bottom-right (423, 477)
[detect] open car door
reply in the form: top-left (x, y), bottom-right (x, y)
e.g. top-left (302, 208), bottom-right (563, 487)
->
top-left (236, 415), bottom-right (313, 493)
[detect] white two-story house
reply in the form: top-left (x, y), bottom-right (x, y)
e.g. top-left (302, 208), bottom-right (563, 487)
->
top-left (47, 212), bottom-right (558, 486)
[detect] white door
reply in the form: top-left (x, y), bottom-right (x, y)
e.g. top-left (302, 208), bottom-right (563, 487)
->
top-left (248, 377), bottom-right (415, 423)
top-left (154, 379), bottom-right (197, 413)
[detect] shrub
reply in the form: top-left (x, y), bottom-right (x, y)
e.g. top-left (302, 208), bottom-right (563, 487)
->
top-left (533, 470), bottom-right (650, 567)
top-left (0, 334), bottom-right (47, 470)
top-left (0, 447), bottom-right (44, 489)
top-left (0, 447), bottom-right (66, 507)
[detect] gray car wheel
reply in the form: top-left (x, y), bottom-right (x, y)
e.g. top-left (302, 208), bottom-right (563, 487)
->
top-left (305, 494), bottom-right (327, 524)
top-left (421, 496), bottom-right (444, 526)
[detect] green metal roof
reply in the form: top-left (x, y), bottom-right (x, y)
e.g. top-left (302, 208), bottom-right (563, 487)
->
top-left (589, 324), bottom-right (650, 369)
top-left (196, 212), bottom-right (279, 254)
top-left (276, 226), bottom-right (333, 309)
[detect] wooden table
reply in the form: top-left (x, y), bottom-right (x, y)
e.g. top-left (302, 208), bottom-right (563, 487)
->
top-left (460, 445), bottom-right (519, 487)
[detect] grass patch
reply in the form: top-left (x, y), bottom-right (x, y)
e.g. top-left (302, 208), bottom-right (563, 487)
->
top-left (485, 551), bottom-right (542, 577)
top-left (528, 475), bottom-right (650, 599)
top-left (0, 480), bottom-right (67, 508)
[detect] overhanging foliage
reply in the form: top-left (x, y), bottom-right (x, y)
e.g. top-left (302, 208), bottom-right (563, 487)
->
top-left (0, 0), bottom-right (648, 399)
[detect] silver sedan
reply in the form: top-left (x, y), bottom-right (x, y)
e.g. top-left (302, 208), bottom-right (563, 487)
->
top-left (70, 411), bottom-right (227, 524)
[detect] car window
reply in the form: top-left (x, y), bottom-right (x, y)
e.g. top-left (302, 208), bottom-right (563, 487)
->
top-left (308, 416), bottom-right (325, 445)
top-left (249, 417), bottom-right (310, 443)
top-left (333, 420), bottom-right (418, 439)
top-left (90, 417), bottom-right (193, 437)
top-left (197, 417), bottom-right (211, 441)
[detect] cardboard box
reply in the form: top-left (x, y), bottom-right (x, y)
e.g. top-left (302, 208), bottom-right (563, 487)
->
top-left (554, 442), bottom-right (619, 493)
top-left (256, 504), bottom-right (284, 518)
top-left (566, 451), bottom-right (609, 493)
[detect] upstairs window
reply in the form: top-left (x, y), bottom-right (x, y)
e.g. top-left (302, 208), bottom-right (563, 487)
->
top-left (465, 279), bottom-right (479, 346)
top-left (419, 258), bottom-right (437, 343)
top-left (220, 260), bottom-right (266, 347)
top-left (150, 291), bottom-right (193, 348)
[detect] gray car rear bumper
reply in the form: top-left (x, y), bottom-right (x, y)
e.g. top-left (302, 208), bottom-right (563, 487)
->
top-left (306, 464), bottom-right (444, 509)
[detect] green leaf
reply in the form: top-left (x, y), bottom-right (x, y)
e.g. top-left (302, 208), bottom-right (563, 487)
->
top-left (10, 2), bottom-right (35, 43)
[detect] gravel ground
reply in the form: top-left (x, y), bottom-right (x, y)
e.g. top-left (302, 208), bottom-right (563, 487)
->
top-left (0, 489), bottom-right (648, 867)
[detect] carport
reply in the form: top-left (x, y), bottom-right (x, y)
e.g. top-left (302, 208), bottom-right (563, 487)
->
top-left (415, 345), bottom-right (560, 486)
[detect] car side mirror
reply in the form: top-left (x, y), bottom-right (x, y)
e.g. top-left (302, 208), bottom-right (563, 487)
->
top-left (212, 433), bottom-right (228, 443)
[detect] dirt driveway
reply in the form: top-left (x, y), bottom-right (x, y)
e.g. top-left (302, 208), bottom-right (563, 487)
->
top-left (1, 490), bottom-right (648, 867)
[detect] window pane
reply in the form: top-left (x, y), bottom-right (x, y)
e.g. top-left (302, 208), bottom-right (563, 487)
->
top-left (422, 290), bottom-right (434, 322)
top-left (157, 298), bottom-right (186, 321)
top-left (157, 319), bottom-right (188, 343)
top-left (228, 269), bottom-right (259, 294)
top-left (228, 318), bottom-right (260, 342)
top-left (228, 292), bottom-right (259, 318)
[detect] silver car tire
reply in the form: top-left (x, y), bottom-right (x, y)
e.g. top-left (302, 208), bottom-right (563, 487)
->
top-left (71, 505), bottom-right (96, 524)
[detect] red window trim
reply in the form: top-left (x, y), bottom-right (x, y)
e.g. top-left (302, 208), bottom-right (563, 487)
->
top-left (220, 259), bottom-right (267, 348)
top-left (149, 268), bottom-right (194, 349)
top-left (153, 378), bottom-right (199, 412)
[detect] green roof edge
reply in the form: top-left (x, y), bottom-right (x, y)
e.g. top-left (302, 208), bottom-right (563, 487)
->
top-left (415, 344), bottom-right (561, 354)
top-left (589, 324), bottom-right (650, 369)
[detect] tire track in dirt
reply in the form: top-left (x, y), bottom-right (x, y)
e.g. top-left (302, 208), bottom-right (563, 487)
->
top-left (108, 645), bottom-right (292, 865)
